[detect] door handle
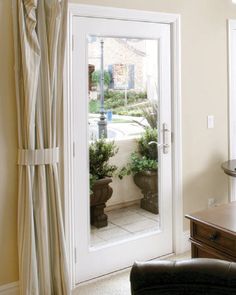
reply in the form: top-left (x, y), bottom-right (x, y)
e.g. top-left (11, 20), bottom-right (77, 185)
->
top-left (209, 232), bottom-right (219, 242)
top-left (162, 123), bottom-right (170, 154)
top-left (148, 123), bottom-right (170, 154)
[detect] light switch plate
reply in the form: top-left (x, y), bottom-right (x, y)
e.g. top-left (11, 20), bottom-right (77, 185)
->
top-left (207, 115), bottom-right (214, 129)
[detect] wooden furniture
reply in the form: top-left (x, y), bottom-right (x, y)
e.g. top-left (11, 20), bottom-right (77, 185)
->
top-left (185, 202), bottom-right (236, 262)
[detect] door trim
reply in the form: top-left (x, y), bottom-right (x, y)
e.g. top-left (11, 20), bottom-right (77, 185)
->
top-left (63, 4), bottom-right (182, 288)
top-left (228, 20), bottom-right (236, 202)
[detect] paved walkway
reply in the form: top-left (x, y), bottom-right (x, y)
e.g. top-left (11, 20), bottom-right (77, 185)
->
top-left (91, 204), bottom-right (159, 247)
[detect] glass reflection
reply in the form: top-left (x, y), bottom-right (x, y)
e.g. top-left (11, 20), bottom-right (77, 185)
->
top-left (87, 36), bottom-right (160, 248)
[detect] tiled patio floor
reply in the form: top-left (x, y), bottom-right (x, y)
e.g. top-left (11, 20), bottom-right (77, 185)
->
top-left (90, 204), bottom-right (160, 247)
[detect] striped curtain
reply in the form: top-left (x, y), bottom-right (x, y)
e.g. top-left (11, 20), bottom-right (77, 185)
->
top-left (12, 1), bottom-right (70, 294)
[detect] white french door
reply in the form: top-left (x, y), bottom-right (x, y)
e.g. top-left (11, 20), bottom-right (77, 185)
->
top-left (72, 15), bottom-right (173, 283)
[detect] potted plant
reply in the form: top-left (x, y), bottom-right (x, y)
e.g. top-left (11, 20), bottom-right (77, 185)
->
top-left (119, 127), bottom-right (158, 214)
top-left (90, 137), bottom-right (118, 228)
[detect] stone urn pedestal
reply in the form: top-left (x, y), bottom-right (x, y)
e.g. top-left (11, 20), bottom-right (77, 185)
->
top-left (90, 178), bottom-right (113, 228)
top-left (133, 170), bottom-right (158, 214)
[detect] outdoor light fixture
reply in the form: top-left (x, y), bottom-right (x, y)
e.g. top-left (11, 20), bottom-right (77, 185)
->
top-left (98, 38), bottom-right (108, 138)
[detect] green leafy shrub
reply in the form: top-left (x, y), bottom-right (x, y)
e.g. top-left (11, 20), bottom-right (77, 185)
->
top-left (138, 127), bottom-right (157, 160)
top-left (89, 90), bottom-right (148, 115)
top-left (104, 90), bottom-right (147, 109)
top-left (139, 101), bottom-right (158, 129)
top-left (90, 137), bottom-right (119, 181)
top-left (119, 153), bottom-right (157, 179)
top-left (113, 108), bottom-right (143, 117)
top-left (104, 97), bottom-right (124, 109)
top-left (118, 127), bottom-right (158, 179)
top-left (91, 70), bottom-right (111, 88)
top-left (89, 100), bottom-right (100, 113)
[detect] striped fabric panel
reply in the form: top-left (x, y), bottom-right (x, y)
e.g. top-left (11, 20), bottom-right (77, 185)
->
top-left (12, 1), bottom-right (70, 294)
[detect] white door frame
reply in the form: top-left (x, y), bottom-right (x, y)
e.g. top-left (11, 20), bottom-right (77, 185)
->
top-left (63, 4), bottom-right (182, 289)
top-left (228, 20), bottom-right (236, 202)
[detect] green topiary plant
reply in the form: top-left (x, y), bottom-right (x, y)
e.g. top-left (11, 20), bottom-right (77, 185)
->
top-left (89, 137), bottom-right (119, 227)
top-left (90, 137), bottom-right (119, 184)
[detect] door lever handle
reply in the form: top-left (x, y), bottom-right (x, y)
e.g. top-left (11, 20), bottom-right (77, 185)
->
top-left (148, 141), bottom-right (168, 148)
top-left (163, 123), bottom-right (170, 154)
top-left (209, 232), bottom-right (218, 242)
top-left (148, 123), bottom-right (170, 154)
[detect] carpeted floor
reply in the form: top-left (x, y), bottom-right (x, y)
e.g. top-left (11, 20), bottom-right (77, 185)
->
top-left (73, 251), bottom-right (190, 295)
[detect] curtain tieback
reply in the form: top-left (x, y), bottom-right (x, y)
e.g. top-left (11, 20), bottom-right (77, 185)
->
top-left (18, 147), bottom-right (59, 165)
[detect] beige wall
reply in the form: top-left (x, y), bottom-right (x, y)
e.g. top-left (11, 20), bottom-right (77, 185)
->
top-left (107, 138), bottom-right (142, 208)
top-left (1, 0), bottom-right (236, 286)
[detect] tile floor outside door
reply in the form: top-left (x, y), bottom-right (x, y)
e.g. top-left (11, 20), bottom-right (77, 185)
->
top-left (91, 204), bottom-right (160, 247)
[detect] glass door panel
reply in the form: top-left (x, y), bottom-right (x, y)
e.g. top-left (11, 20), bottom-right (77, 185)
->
top-left (72, 16), bottom-right (172, 283)
top-left (88, 36), bottom-right (160, 248)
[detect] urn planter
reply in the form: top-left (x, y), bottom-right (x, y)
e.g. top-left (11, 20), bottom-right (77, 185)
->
top-left (133, 170), bottom-right (158, 214)
top-left (90, 177), bottom-right (113, 228)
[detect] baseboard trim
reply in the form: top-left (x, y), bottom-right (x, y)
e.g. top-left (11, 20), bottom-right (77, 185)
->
top-left (0, 282), bottom-right (19, 295)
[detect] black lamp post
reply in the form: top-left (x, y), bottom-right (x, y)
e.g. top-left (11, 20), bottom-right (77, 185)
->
top-left (98, 38), bottom-right (107, 138)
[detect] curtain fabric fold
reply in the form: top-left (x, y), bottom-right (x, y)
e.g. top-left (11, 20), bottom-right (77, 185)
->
top-left (12, 1), bottom-right (70, 294)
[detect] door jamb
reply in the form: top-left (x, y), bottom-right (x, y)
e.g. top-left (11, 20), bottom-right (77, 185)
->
top-left (63, 4), bottom-right (182, 289)
top-left (228, 20), bottom-right (236, 202)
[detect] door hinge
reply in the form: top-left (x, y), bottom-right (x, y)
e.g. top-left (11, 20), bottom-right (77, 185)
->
top-left (73, 141), bottom-right (75, 157)
top-left (171, 132), bottom-right (174, 143)
top-left (74, 247), bottom-right (77, 264)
